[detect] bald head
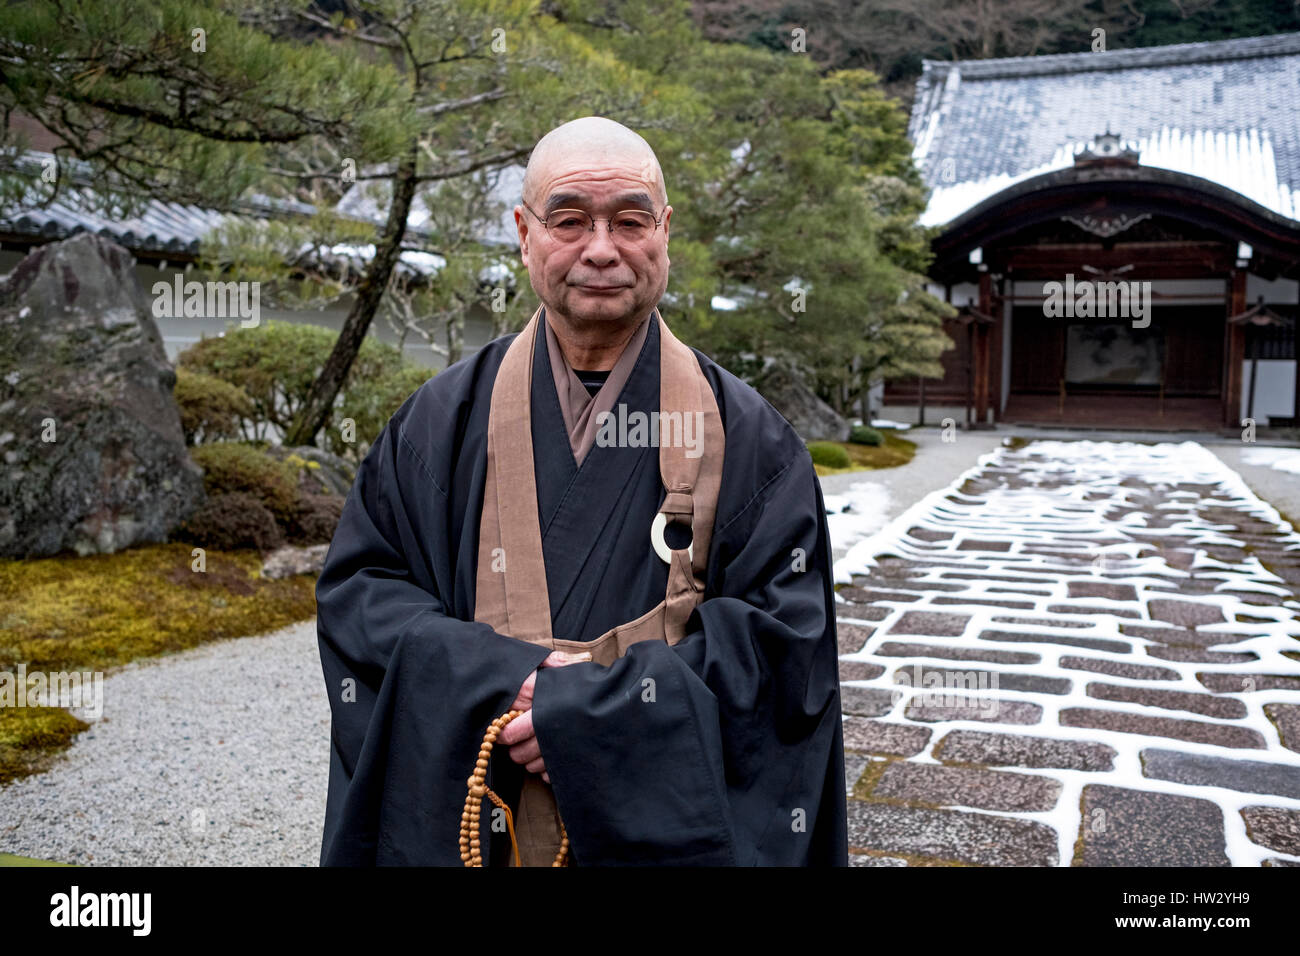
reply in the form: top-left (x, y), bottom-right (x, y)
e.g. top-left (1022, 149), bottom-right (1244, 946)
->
top-left (522, 116), bottom-right (667, 209)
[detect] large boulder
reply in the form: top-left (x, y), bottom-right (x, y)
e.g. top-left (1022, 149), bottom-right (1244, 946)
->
top-left (0, 233), bottom-right (204, 557)
top-left (752, 361), bottom-right (850, 441)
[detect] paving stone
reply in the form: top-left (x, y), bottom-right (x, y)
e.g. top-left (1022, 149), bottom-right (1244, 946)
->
top-left (1141, 748), bottom-right (1300, 800)
top-left (890, 611), bottom-right (972, 637)
top-left (844, 751), bottom-right (872, 793)
top-left (1060, 708), bottom-right (1266, 749)
top-left (1263, 858), bottom-right (1300, 866)
top-left (837, 622), bottom-right (875, 655)
top-left (1265, 703), bottom-right (1300, 754)
top-left (842, 716), bottom-right (932, 756)
top-left (931, 596), bottom-right (1037, 609)
top-left (992, 615), bottom-right (1093, 628)
top-left (1045, 604), bottom-right (1141, 618)
top-left (957, 539), bottom-right (1013, 552)
top-left (1084, 682), bottom-right (1248, 719)
top-left (907, 527), bottom-right (953, 542)
top-left (1197, 672), bottom-right (1300, 693)
top-left (905, 696), bottom-right (1042, 725)
top-left (1145, 645), bottom-right (1258, 664)
top-left (1060, 655), bottom-right (1181, 681)
top-left (838, 604), bottom-right (890, 621)
top-left (1068, 581), bottom-right (1139, 601)
top-left (1240, 806), bottom-right (1300, 855)
top-left (936, 729), bottom-right (1117, 771)
top-left (987, 586), bottom-right (1054, 596)
top-left (979, 629), bottom-right (1132, 653)
top-left (838, 585), bottom-right (919, 604)
top-left (871, 761), bottom-right (1062, 812)
top-left (875, 642), bottom-right (1040, 665)
top-left (1120, 624), bottom-right (1254, 647)
top-left (1076, 785), bottom-right (1229, 866)
top-left (944, 572), bottom-right (1059, 584)
top-left (1148, 598), bottom-right (1227, 627)
top-left (861, 578), bottom-right (969, 593)
top-left (846, 800), bottom-right (1057, 866)
top-left (838, 659), bottom-right (885, 682)
top-left (841, 685), bottom-right (897, 718)
top-left (893, 664), bottom-right (1070, 696)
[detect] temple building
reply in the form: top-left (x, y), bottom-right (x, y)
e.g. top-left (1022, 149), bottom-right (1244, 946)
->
top-left (882, 31), bottom-right (1300, 429)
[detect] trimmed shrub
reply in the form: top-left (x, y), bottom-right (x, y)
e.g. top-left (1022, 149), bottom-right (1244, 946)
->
top-left (807, 441), bottom-right (851, 469)
top-left (177, 320), bottom-right (432, 460)
top-left (190, 442), bottom-right (300, 525)
top-left (287, 493), bottom-right (345, 544)
top-left (849, 425), bottom-right (884, 446)
top-left (177, 491), bottom-right (283, 551)
top-left (174, 368), bottom-right (255, 445)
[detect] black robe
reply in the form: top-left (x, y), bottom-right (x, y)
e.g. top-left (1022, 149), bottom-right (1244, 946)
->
top-left (316, 310), bottom-right (848, 865)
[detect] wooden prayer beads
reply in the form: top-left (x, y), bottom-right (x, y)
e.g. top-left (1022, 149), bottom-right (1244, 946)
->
top-left (459, 709), bottom-right (570, 867)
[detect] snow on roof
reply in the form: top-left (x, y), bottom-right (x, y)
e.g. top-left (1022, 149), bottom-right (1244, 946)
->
top-left (909, 31), bottom-right (1300, 227)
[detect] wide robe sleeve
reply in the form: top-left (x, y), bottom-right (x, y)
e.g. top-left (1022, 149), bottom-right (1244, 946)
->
top-left (315, 402), bottom-right (550, 866)
top-left (532, 448), bottom-right (848, 866)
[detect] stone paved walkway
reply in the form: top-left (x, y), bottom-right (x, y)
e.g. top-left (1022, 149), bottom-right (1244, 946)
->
top-left (833, 439), bottom-right (1300, 867)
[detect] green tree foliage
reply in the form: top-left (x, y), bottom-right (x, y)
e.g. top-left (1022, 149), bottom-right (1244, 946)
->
top-left (177, 320), bottom-right (429, 459)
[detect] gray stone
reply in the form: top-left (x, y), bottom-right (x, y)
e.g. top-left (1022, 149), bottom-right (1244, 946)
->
top-left (1142, 748), bottom-right (1300, 800)
top-left (1240, 806), bottom-right (1300, 855)
top-left (847, 800), bottom-right (1058, 866)
top-left (1265, 702), bottom-right (1300, 754)
top-left (1145, 645), bottom-right (1258, 664)
top-left (1060, 656), bottom-right (1181, 681)
top-left (872, 761), bottom-right (1062, 811)
top-left (0, 233), bottom-right (204, 556)
top-left (1067, 581), bottom-right (1138, 601)
top-left (936, 729), bottom-right (1117, 771)
top-left (841, 685), bottom-right (897, 717)
top-left (1076, 785), bottom-right (1228, 866)
top-left (1061, 708), bottom-right (1266, 749)
top-left (1148, 598), bottom-right (1226, 628)
top-left (890, 611), bottom-right (972, 637)
top-left (1198, 672), bottom-right (1300, 693)
top-left (893, 664), bottom-right (1071, 695)
top-left (876, 641), bottom-right (1040, 665)
top-left (838, 659), bottom-right (884, 682)
top-left (842, 716), bottom-right (932, 756)
top-left (751, 361), bottom-right (848, 441)
top-left (905, 696), bottom-right (1042, 725)
top-left (837, 622), bottom-right (874, 655)
top-left (979, 630), bottom-right (1132, 653)
top-left (1084, 682), bottom-right (1248, 719)
top-left (261, 543), bottom-right (331, 580)
top-left (848, 852), bottom-right (908, 866)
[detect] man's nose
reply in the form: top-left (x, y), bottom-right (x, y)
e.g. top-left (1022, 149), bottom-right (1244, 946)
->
top-left (579, 224), bottom-right (621, 266)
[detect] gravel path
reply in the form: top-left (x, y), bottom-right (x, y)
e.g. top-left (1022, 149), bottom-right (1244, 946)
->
top-left (0, 619), bottom-right (329, 866)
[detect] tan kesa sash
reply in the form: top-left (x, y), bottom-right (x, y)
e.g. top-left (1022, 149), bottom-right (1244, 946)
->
top-left (472, 304), bottom-right (724, 865)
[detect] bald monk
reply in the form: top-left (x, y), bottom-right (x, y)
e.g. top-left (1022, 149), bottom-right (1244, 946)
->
top-left (316, 116), bottom-right (848, 866)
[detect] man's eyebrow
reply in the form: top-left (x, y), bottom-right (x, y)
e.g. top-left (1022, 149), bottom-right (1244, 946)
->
top-left (543, 191), bottom-right (656, 214)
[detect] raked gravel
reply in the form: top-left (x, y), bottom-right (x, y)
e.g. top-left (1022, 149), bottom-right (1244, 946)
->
top-left (0, 619), bottom-right (329, 866)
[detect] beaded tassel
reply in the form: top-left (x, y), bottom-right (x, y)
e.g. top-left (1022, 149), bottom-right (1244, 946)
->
top-left (460, 710), bottom-right (570, 867)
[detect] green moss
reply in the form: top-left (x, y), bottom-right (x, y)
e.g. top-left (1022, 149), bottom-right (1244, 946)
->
top-left (0, 706), bottom-right (89, 786)
top-left (811, 433), bottom-right (917, 475)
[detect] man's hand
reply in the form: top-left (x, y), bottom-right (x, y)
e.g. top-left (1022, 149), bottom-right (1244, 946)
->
top-left (500, 650), bottom-right (589, 782)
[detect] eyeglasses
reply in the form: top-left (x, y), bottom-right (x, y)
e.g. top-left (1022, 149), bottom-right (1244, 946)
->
top-left (524, 200), bottom-right (665, 245)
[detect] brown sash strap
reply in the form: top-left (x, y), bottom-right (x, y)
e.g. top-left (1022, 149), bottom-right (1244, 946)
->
top-left (471, 304), bottom-right (725, 864)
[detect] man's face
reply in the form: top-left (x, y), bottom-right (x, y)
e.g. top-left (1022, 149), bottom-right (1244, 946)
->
top-left (516, 156), bottom-right (671, 332)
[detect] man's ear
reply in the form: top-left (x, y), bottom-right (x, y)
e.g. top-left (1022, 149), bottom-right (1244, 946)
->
top-left (515, 205), bottom-right (531, 266)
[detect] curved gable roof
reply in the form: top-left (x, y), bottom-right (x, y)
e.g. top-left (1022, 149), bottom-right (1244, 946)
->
top-left (910, 31), bottom-right (1300, 227)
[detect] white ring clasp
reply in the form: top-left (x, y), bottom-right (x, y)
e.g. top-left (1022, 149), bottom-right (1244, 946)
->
top-left (651, 512), bottom-right (693, 565)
